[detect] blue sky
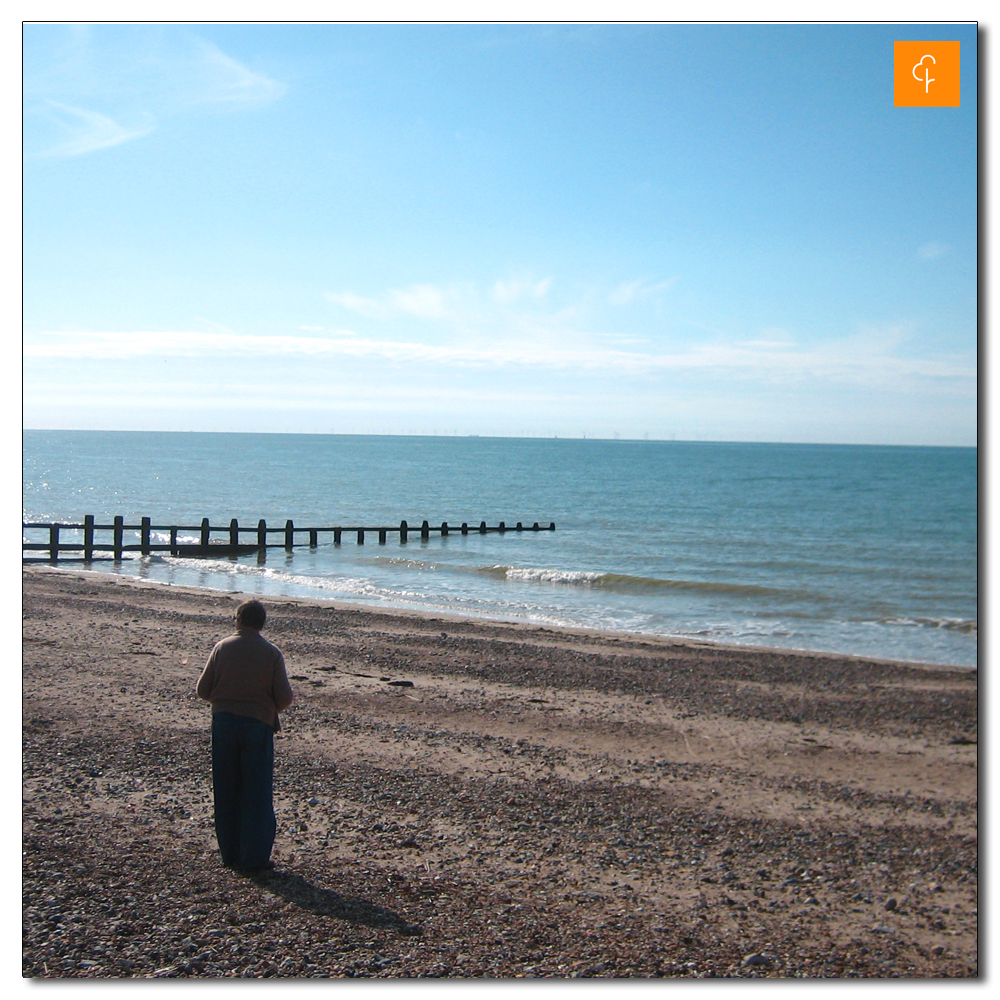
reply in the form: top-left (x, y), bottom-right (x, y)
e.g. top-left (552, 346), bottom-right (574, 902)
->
top-left (22, 22), bottom-right (978, 444)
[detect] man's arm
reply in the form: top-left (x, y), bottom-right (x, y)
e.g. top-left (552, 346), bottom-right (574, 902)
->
top-left (196, 648), bottom-right (218, 701)
top-left (273, 652), bottom-right (294, 713)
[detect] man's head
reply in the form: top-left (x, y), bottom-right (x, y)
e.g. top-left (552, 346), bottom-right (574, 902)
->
top-left (236, 600), bottom-right (267, 631)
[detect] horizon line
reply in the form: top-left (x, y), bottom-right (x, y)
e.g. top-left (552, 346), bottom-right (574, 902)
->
top-left (22, 427), bottom-right (977, 449)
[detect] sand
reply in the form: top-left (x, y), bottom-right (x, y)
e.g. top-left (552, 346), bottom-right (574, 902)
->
top-left (22, 565), bottom-right (977, 978)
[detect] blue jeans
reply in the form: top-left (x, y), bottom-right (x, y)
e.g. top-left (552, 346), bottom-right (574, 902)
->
top-left (211, 712), bottom-right (276, 870)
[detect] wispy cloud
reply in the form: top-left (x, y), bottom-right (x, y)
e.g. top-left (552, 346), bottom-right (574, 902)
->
top-left (24, 378), bottom-right (567, 412)
top-left (325, 285), bottom-right (458, 320)
top-left (328, 277), bottom-right (562, 325)
top-left (23, 27), bottom-right (285, 159)
top-left (327, 282), bottom-right (487, 324)
top-left (389, 284), bottom-right (450, 319)
top-left (324, 292), bottom-right (392, 319)
top-left (740, 341), bottom-right (794, 351)
top-left (918, 242), bottom-right (952, 260)
top-left (491, 276), bottom-right (552, 303)
top-left (608, 277), bottom-right (676, 306)
top-left (185, 39), bottom-right (286, 109)
top-left (34, 101), bottom-right (155, 158)
top-left (52, 277), bottom-right (962, 399)
top-left (24, 327), bottom-right (975, 391)
top-left (739, 332), bottom-right (797, 349)
top-left (325, 284), bottom-right (471, 320)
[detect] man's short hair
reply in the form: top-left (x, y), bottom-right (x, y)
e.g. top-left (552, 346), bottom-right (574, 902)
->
top-left (236, 600), bottom-right (267, 630)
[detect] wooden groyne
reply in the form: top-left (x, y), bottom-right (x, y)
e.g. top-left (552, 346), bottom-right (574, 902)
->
top-left (22, 515), bottom-right (556, 562)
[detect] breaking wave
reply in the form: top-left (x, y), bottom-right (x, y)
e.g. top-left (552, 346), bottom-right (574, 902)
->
top-left (882, 616), bottom-right (977, 634)
top-left (137, 554), bottom-right (426, 603)
top-left (478, 564), bottom-right (803, 598)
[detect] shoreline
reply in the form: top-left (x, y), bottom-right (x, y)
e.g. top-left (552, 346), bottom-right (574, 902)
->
top-left (23, 566), bottom-right (978, 978)
top-left (25, 562), bottom-right (975, 673)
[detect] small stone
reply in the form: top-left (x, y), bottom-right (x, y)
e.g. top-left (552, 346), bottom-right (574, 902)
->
top-left (884, 898), bottom-right (897, 911)
top-left (871, 922), bottom-right (892, 933)
top-left (742, 953), bottom-right (772, 968)
top-left (931, 945), bottom-right (945, 957)
top-left (308, 797), bottom-right (319, 806)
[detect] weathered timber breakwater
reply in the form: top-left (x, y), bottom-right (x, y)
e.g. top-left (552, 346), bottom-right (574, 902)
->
top-left (22, 515), bottom-right (556, 561)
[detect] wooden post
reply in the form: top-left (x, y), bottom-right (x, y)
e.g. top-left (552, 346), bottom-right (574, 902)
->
top-left (461, 522), bottom-right (468, 535)
top-left (200, 518), bottom-right (210, 552)
top-left (421, 520), bottom-right (430, 540)
top-left (549, 522), bottom-right (556, 530)
top-left (357, 528), bottom-right (365, 544)
top-left (334, 528), bottom-right (342, 545)
top-left (516, 522), bottom-right (523, 531)
top-left (532, 522), bottom-right (539, 530)
top-left (379, 528), bottom-right (387, 544)
top-left (499, 521), bottom-right (506, 533)
top-left (400, 520), bottom-right (408, 543)
top-left (230, 519), bottom-right (239, 547)
top-left (258, 519), bottom-right (267, 549)
top-left (141, 517), bottom-right (151, 555)
top-left (84, 515), bottom-right (94, 561)
top-left (170, 527), bottom-right (178, 555)
top-left (114, 516), bottom-right (125, 560)
top-left (441, 521), bottom-right (448, 536)
top-left (479, 521), bottom-right (487, 534)
top-left (49, 524), bottom-right (60, 561)
top-left (285, 520), bottom-right (294, 551)
top-left (309, 529), bottom-right (318, 547)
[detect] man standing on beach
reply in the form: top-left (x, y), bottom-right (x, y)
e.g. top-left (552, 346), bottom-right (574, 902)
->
top-left (197, 600), bottom-right (294, 873)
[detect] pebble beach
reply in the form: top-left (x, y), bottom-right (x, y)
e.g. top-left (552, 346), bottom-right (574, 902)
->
top-left (22, 566), bottom-right (978, 978)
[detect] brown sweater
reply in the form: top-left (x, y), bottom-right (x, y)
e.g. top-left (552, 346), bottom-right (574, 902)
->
top-left (197, 628), bottom-right (294, 731)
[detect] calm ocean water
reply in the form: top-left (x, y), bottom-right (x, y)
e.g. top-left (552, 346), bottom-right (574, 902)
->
top-left (23, 431), bottom-right (977, 667)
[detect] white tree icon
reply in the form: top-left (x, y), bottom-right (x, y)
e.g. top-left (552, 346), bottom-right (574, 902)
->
top-left (912, 54), bottom-right (936, 94)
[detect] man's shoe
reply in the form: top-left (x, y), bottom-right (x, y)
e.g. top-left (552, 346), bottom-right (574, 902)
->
top-left (242, 860), bottom-right (276, 874)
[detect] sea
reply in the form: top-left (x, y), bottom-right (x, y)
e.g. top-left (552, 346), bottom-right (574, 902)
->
top-left (22, 431), bottom-right (977, 668)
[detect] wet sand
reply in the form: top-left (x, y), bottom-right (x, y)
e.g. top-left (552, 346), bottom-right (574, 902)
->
top-left (22, 566), bottom-right (977, 978)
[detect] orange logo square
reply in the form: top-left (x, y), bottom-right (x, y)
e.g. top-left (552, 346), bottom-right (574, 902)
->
top-left (894, 41), bottom-right (960, 107)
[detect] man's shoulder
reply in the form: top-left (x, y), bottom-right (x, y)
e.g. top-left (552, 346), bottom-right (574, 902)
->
top-left (259, 634), bottom-right (284, 657)
top-left (214, 630), bottom-right (283, 659)
top-left (247, 631), bottom-right (285, 658)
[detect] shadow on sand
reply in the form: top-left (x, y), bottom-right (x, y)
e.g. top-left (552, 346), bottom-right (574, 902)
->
top-left (248, 869), bottom-right (422, 936)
